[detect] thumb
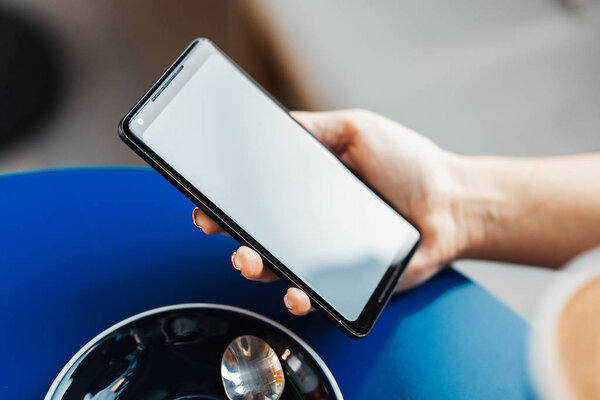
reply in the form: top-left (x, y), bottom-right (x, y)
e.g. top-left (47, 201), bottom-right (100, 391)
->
top-left (291, 110), bottom-right (356, 155)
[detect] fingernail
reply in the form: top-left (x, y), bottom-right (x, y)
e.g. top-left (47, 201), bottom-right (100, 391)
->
top-left (231, 252), bottom-right (240, 270)
top-left (283, 294), bottom-right (293, 310)
top-left (192, 208), bottom-right (202, 228)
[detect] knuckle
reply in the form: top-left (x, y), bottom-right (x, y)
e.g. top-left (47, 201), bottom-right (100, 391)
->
top-left (339, 109), bottom-right (371, 139)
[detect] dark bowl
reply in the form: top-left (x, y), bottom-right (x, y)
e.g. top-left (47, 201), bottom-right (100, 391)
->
top-left (46, 304), bottom-right (342, 400)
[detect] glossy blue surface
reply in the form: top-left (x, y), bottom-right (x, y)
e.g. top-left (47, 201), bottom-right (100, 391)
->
top-left (0, 168), bottom-right (534, 399)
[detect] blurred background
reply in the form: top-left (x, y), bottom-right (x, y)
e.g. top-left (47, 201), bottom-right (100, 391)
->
top-left (1, 0), bottom-right (599, 321)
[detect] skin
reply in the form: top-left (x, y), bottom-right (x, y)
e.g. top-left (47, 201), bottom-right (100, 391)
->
top-left (192, 109), bottom-right (600, 316)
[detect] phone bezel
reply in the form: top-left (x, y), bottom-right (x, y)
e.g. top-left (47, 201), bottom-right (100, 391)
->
top-left (118, 38), bottom-right (420, 338)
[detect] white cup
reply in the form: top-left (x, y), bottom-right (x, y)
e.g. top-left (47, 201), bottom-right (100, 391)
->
top-left (529, 246), bottom-right (600, 400)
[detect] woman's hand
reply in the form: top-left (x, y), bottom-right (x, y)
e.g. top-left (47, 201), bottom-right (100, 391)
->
top-left (192, 109), bottom-right (470, 315)
top-left (194, 109), bottom-right (600, 314)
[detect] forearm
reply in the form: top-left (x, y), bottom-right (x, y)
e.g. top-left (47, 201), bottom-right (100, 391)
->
top-left (448, 153), bottom-right (600, 267)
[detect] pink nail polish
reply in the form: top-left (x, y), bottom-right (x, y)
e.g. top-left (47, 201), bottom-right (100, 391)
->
top-left (231, 252), bottom-right (240, 270)
top-left (192, 208), bottom-right (202, 229)
top-left (283, 294), bottom-right (293, 310)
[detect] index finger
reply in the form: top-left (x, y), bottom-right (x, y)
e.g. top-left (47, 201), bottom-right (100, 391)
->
top-left (192, 207), bottom-right (227, 235)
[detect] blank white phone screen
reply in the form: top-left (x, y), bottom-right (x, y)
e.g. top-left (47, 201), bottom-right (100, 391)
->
top-left (130, 43), bottom-right (419, 321)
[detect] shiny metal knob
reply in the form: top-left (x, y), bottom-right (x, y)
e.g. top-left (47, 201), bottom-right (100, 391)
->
top-left (221, 335), bottom-right (285, 400)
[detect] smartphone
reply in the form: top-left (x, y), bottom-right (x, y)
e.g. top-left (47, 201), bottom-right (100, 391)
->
top-left (119, 38), bottom-right (420, 338)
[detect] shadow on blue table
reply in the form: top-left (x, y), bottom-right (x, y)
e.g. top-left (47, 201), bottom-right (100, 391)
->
top-left (0, 168), bottom-right (536, 399)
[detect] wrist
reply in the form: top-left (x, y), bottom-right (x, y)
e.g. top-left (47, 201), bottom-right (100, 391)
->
top-left (441, 152), bottom-right (508, 261)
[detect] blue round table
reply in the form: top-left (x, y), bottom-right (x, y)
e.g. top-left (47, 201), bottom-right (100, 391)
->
top-left (0, 168), bottom-right (534, 399)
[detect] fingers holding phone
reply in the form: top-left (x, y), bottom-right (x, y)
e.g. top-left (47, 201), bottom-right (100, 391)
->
top-left (192, 207), bottom-right (224, 234)
top-left (193, 207), bottom-right (312, 315)
top-left (120, 39), bottom-right (420, 337)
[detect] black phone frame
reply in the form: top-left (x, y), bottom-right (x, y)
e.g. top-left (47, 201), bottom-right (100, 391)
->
top-left (118, 38), bottom-right (420, 338)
